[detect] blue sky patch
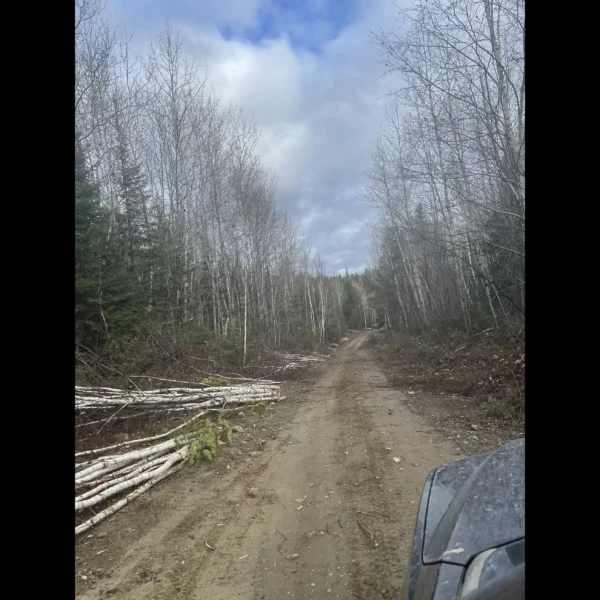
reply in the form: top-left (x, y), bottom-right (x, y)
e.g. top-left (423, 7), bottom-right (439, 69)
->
top-left (221, 0), bottom-right (362, 52)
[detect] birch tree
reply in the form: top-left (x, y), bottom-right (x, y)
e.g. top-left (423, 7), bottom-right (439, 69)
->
top-left (366, 0), bottom-right (524, 333)
top-left (76, 6), bottom-right (369, 362)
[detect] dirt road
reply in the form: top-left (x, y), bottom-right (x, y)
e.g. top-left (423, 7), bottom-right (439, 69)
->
top-left (76, 331), bottom-right (466, 600)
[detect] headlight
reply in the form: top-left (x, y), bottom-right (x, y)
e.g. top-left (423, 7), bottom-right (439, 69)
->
top-left (460, 539), bottom-right (524, 597)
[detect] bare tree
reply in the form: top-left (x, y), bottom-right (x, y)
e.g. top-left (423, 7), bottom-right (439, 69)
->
top-left (76, 13), bottom-right (366, 358)
top-left (366, 0), bottom-right (524, 331)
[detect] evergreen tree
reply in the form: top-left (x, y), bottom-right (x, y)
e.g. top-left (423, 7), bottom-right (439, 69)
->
top-left (76, 136), bottom-right (145, 347)
top-left (75, 137), bottom-right (111, 347)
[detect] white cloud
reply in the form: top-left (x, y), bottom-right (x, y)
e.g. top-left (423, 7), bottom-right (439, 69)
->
top-left (102, 0), bottom-right (407, 272)
top-left (258, 122), bottom-right (311, 198)
top-left (105, 0), bottom-right (268, 29)
top-left (193, 0), bottom-right (267, 27)
top-left (332, 222), bottom-right (364, 243)
top-left (210, 37), bottom-right (303, 122)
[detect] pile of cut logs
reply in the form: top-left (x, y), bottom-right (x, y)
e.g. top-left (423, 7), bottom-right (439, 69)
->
top-left (75, 380), bottom-right (280, 535)
top-left (274, 352), bottom-right (329, 371)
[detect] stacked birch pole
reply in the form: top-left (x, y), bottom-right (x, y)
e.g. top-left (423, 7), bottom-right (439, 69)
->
top-left (75, 380), bottom-right (281, 535)
top-left (274, 352), bottom-right (330, 371)
top-left (76, 382), bottom-right (281, 410)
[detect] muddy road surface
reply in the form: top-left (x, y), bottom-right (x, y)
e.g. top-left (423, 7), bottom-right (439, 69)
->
top-left (76, 331), bottom-right (467, 600)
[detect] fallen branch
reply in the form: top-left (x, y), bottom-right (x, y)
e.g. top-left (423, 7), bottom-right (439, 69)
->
top-left (356, 509), bottom-right (390, 519)
top-left (357, 521), bottom-right (375, 543)
top-left (276, 528), bottom-right (288, 552)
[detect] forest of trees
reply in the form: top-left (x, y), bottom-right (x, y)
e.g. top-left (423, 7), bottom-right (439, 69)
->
top-left (75, 0), bottom-right (524, 372)
top-left (75, 0), bottom-right (374, 367)
top-left (365, 0), bottom-right (524, 334)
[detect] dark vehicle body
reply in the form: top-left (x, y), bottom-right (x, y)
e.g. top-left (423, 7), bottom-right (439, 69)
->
top-left (401, 438), bottom-right (524, 600)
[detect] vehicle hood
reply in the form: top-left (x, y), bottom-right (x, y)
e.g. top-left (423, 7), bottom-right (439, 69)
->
top-left (422, 438), bottom-right (525, 566)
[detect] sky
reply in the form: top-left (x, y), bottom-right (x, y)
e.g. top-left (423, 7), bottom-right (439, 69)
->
top-left (103, 0), bottom-right (406, 274)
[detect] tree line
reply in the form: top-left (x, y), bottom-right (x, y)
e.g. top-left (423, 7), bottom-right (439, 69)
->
top-left (75, 0), bottom-right (373, 366)
top-left (364, 0), bottom-right (524, 334)
top-left (76, 0), bottom-right (524, 366)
